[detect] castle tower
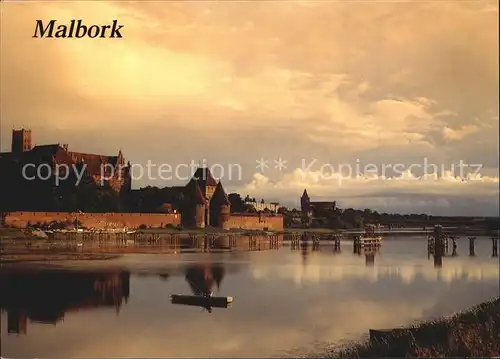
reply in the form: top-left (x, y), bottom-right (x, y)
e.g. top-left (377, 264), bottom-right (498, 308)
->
top-left (120, 161), bottom-right (132, 193)
top-left (210, 181), bottom-right (231, 228)
top-left (300, 189), bottom-right (311, 214)
top-left (11, 129), bottom-right (32, 153)
top-left (190, 166), bottom-right (218, 225)
top-left (194, 182), bottom-right (206, 228)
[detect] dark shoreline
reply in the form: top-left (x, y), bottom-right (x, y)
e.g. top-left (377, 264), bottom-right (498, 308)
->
top-left (332, 297), bottom-right (500, 358)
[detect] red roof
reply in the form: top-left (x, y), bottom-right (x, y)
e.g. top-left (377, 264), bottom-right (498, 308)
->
top-left (68, 151), bottom-right (119, 176)
top-left (195, 183), bottom-right (206, 205)
top-left (211, 181), bottom-right (231, 206)
top-left (191, 167), bottom-right (218, 189)
top-left (185, 178), bottom-right (206, 205)
top-left (0, 144), bottom-right (123, 177)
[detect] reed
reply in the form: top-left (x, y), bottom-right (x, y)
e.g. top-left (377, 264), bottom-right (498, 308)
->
top-left (333, 297), bottom-right (500, 358)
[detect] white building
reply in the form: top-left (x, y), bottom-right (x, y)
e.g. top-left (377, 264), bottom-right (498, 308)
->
top-left (244, 198), bottom-right (280, 213)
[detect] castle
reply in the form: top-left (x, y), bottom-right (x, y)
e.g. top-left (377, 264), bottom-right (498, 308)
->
top-left (0, 128), bottom-right (130, 192)
top-left (126, 165), bottom-right (283, 230)
top-left (152, 166), bottom-right (232, 229)
top-left (1, 129), bottom-right (283, 231)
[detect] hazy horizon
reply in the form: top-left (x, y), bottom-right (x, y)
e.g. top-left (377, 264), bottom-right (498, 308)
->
top-left (1, 0), bottom-right (498, 216)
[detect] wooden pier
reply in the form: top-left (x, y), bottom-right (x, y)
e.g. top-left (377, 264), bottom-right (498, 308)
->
top-left (427, 226), bottom-right (499, 266)
top-left (35, 230), bottom-right (285, 254)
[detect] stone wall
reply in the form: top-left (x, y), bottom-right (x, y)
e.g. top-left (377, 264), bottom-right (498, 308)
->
top-left (223, 213), bottom-right (284, 231)
top-left (4, 211), bottom-right (180, 229)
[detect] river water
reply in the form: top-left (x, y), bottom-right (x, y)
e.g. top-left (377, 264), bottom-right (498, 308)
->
top-left (1, 235), bottom-right (499, 357)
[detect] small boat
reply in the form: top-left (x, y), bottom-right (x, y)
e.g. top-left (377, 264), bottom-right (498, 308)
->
top-left (170, 294), bottom-right (233, 309)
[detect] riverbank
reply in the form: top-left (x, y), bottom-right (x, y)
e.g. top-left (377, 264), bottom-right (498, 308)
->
top-left (333, 297), bottom-right (500, 358)
top-left (0, 252), bottom-right (122, 263)
top-left (2, 226), bottom-right (497, 239)
top-left (0, 229), bottom-right (123, 263)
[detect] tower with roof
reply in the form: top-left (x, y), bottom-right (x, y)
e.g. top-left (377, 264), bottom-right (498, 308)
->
top-left (209, 181), bottom-right (231, 227)
top-left (181, 166), bottom-right (231, 229)
top-left (11, 129), bottom-right (32, 153)
top-left (301, 189), bottom-right (311, 214)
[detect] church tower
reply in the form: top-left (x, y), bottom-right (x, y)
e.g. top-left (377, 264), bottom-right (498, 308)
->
top-left (300, 189), bottom-right (311, 214)
top-left (11, 129), bottom-right (32, 153)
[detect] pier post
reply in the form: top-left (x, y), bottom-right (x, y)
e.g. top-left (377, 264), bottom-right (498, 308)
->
top-left (365, 251), bottom-right (375, 267)
top-left (333, 235), bottom-right (341, 253)
top-left (427, 236), bottom-right (434, 253)
top-left (204, 235), bottom-right (209, 252)
top-left (353, 236), bottom-right (361, 255)
top-left (493, 237), bottom-right (498, 257)
top-left (469, 237), bottom-right (475, 256)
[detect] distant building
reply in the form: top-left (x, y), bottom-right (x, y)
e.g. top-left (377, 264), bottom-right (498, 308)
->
top-left (244, 197), bottom-right (280, 213)
top-left (300, 189), bottom-right (336, 217)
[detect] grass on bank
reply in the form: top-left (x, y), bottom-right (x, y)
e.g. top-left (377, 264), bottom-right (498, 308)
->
top-left (333, 297), bottom-right (500, 358)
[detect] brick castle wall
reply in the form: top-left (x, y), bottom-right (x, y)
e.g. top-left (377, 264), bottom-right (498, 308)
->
top-left (223, 213), bottom-right (284, 231)
top-left (4, 212), bottom-right (283, 231)
top-left (4, 211), bottom-right (180, 229)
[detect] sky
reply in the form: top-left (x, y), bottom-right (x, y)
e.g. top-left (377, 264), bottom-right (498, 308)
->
top-left (1, 0), bottom-right (499, 215)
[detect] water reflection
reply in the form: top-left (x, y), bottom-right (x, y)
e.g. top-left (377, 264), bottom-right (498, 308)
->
top-left (365, 251), bottom-right (375, 267)
top-left (0, 263), bottom-right (232, 334)
top-left (290, 240), bottom-right (321, 267)
top-left (1, 237), bottom-right (498, 358)
top-left (178, 263), bottom-right (231, 313)
top-left (0, 270), bottom-right (130, 335)
top-left (185, 263), bottom-right (225, 296)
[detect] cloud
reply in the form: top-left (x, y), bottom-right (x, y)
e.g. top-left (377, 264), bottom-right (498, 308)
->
top-left (442, 124), bottom-right (481, 141)
top-left (252, 259), bottom-right (500, 285)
